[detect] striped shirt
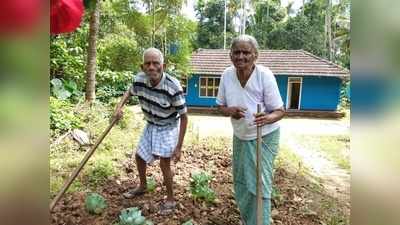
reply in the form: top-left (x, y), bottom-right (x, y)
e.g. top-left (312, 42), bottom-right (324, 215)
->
top-left (130, 72), bottom-right (187, 126)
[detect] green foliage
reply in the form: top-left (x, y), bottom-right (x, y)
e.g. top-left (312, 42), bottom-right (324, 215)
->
top-left (195, 0), bottom-right (235, 49)
top-left (182, 220), bottom-right (194, 225)
top-left (50, 0), bottom-right (193, 104)
top-left (51, 78), bottom-right (82, 100)
top-left (191, 185), bottom-right (216, 203)
top-left (247, 0), bottom-right (287, 49)
top-left (164, 16), bottom-right (197, 77)
top-left (50, 177), bottom-right (84, 197)
top-left (191, 171), bottom-right (212, 187)
top-left (246, 0), bottom-right (349, 67)
top-left (292, 134), bottom-right (350, 171)
top-left (339, 81), bottom-right (350, 108)
top-left (98, 34), bottom-right (141, 72)
top-left (190, 171), bottom-right (216, 203)
top-left (272, 186), bottom-right (283, 204)
top-left (51, 78), bottom-right (71, 100)
top-left (146, 177), bottom-right (156, 192)
top-left (50, 27), bottom-right (88, 87)
top-left (267, 15), bottom-right (327, 57)
top-left (50, 97), bottom-right (83, 135)
top-left (118, 207), bottom-right (153, 225)
top-left (123, 11), bottom-right (152, 46)
top-left (85, 159), bottom-right (117, 186)
top-left (117, 107), bottom-right (134, 129)
top-left (96, 70), bottom-right (132, 90)
top-left (85, 192), bottom-right (107, 215)
top-left (84, 0), bottom-right (97, 11)
top-left (332, 0), bottom-right (350, 69)
top-left (96, 70), bottom-right (133, 103)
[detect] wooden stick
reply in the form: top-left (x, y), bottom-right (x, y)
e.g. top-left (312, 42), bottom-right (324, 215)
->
top-left (49, 117), bottom-right (119, 211)
top-left (256, 104), bottom-right (263, 225)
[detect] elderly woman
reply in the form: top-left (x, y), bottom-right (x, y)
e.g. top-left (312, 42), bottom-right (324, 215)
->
top-left (216, 35), bottom-right (285, 225)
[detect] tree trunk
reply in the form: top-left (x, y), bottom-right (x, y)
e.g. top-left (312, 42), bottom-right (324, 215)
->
top-left (223, 0), bottom-right (227, 49)
top-left (327, 0), bottom-right (333, 60)
top-left (85, 0), bottom-right (100, 103)
top-left (243, 0), bottom-right (247, 34)
top-left (152, 0), bottom-right (156, 47)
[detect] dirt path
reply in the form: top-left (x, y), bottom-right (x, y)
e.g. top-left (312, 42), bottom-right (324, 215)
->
top-left (190, 114), bottom-right (350, 208)
top-left (280, 118), bottom-right (350, 209)
top-left (188, 114), bottom-right (232, 138)
top-left (281, 135), bottom-right (350, 203)
top-left (188, 115), bottom-right (349, 137)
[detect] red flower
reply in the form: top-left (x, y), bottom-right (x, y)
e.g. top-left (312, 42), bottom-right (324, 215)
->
top-left (51, 0), bottom-right (84, 35)
top-left (0, 0), bottom-right (42, 35)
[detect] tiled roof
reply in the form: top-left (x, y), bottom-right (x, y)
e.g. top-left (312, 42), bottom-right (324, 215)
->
top-left (190, 49), bottom-right (349, 78)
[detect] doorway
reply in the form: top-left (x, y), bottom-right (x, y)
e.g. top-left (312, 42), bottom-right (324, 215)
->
top-left (287, 77), bottom-right (302, 110)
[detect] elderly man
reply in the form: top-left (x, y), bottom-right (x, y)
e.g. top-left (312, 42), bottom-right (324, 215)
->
top-left (111, 47), bottom-right (188, 215)
top-left (216, 35), bottom-right (285, 224)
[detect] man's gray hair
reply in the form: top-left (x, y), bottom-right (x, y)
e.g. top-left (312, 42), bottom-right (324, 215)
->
top-left (230, 34), bottom-right (259, 54)
top-left (143, 47), bottom-right (164, 64)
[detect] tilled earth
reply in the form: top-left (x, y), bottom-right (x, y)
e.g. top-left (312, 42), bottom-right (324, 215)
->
top-left (51, 143), bottom-right (344, 225)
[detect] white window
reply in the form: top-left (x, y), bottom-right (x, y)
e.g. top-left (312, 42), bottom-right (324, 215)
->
top-left (199, 77), bottom-right (220, 97)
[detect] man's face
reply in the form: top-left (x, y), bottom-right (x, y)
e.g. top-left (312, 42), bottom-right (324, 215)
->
top-left (230, 41), bottom-right (258, 71)
top-left (141, 52), bottom-right (164, 81)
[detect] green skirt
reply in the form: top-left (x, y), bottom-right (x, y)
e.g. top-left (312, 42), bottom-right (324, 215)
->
top-left (232, 128), bottom-right (280, 225)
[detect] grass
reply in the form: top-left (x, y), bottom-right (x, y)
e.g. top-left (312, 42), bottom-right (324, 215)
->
top-left (276, 144), bottom-right (313, 176)
top-left (276, 144), bottom-right (349, 225)
top-left (339, 106), bottom-right (350, 125)
top-left (50, 176), bottom-right (84, 196)
top-left (50, 143), bottom-right (123, 196)
top-left (85, 158), bottom-right (118, 187)
top-left (50, 103), bottom-right (214, 197)
top-left (319, 197), bottom-right (349, 225)
top-left (50, 102), bottom-right (145, 197)
top-left (293, 134), bottom-right (350, 171)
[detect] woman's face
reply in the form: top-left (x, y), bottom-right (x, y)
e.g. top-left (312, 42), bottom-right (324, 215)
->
top-left (230, 41), bottom-right (258, 71)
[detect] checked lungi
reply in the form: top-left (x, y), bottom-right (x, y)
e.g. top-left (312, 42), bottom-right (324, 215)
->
top-left (136, 122), bottom-right (178, 163)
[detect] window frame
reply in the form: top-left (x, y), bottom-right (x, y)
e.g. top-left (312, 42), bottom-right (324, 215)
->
top-left (198, 76), bottom-right (221, 98)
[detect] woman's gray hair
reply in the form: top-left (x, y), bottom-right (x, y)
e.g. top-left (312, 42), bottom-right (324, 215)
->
top-left (143, 47), bottom-right (164, 64)
top-left (230, 35), bottom-right (259, 54)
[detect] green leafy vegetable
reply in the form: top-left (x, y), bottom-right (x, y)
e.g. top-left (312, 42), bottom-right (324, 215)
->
top-left (85, 193), bottom-right (107, 215)
top-left (146, 177), bottom-right (156, 192)
top-left (190, 171), bottom-right (216, 203)
top-left (118, 207), bottom-right (153, 225)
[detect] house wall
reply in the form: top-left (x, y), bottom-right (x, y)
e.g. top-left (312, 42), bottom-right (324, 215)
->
top-left (300, 76), bottom-right (342, 111)
top-left (186, 74), bottom-right (342, 111)
top-left (185, 74), bottom-right (219, 107)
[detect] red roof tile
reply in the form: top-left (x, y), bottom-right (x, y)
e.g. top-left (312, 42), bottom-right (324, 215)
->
top-left (190, 49), bottom-right (349, 78)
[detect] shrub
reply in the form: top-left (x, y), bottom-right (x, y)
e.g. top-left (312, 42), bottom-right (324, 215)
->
top-left (50, 97), bottom-right (83, 136)
top-left (50, 34), bottom-right (86, 88)
top-left (96, 70), bottom-right (134, 104)
top-left (98, 34), bottom-right (141, 72)
top-left (50, 78), bottom-right (82, 101)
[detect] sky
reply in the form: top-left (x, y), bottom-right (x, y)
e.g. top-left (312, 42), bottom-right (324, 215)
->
top-left (182, 0), bottom-right (342, 21)
top-left (181, 0), bottom-right (307, 21)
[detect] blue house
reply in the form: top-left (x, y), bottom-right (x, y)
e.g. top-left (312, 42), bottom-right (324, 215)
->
top-left (183, 49), bottom-right (349, 114)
